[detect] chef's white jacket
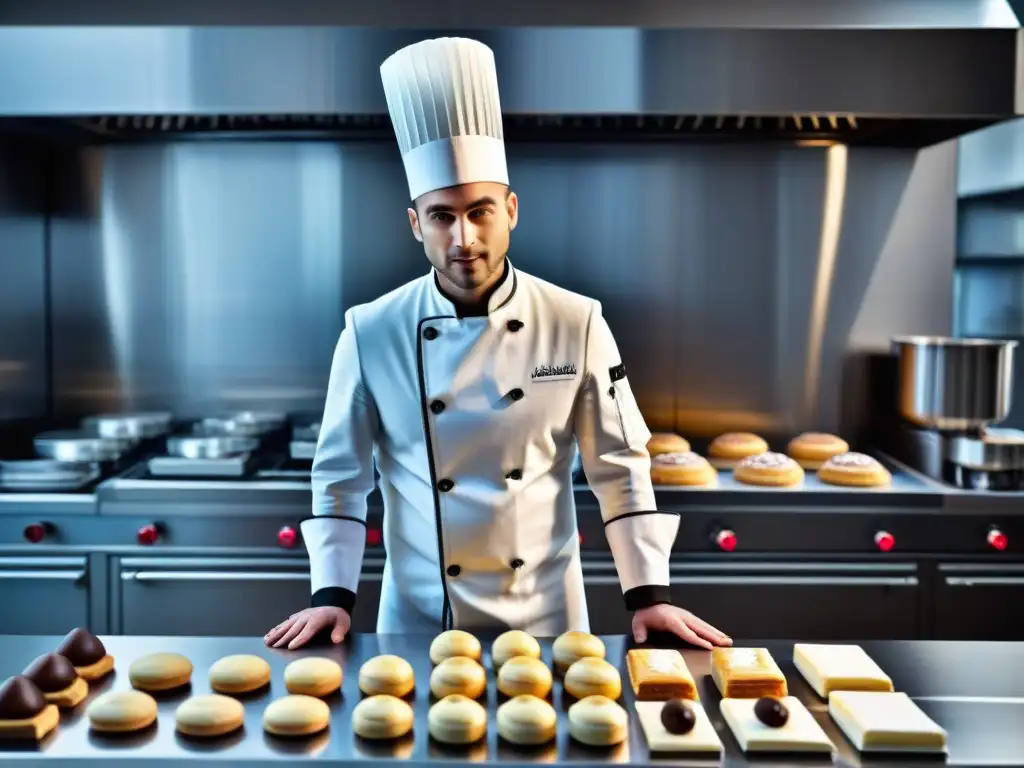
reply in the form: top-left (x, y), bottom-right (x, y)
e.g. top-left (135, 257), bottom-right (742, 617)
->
top-left (300, 261), bottom-right (680, 634)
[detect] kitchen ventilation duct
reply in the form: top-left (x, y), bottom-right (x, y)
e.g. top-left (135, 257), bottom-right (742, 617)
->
top-left (0, 0), bottom-right (1020, 148)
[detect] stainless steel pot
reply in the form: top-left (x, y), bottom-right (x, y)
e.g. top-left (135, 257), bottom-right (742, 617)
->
top-left (892, 335), bottom-right (1017, 432)
top-left (90, 412), bottom-right (173, 439)
top-left (167, 435), bottom-right (259, 459)
top-left (34, 430), bottom-right (125, 462)
top-left (199, 411), bottom-right (286, 437)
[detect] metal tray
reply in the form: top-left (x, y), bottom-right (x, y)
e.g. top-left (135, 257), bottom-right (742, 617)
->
top-left (0, 634), bottom-right (1019, 767)
top-left (0, 459), bottom-right (99, 491)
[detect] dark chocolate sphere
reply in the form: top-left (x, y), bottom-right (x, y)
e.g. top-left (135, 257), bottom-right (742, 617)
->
top-left (753, 696), bottom-right (789, 728)
top-left (23, 653), bottom-right (78, 693)
top-left (660, 699), bottom-right (696, 734)
top-left (0, 675), bottom-right (47, 720)
top-left (56, 627), bottom-right (106, 667)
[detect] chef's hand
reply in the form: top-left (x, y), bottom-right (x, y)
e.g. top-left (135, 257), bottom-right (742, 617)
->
top-left (632, 604), bottom-right (732, 650)
top-left (265, 607), bottom-right (351, 650)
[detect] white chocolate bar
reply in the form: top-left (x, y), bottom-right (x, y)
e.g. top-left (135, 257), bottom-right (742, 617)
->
top-left (720, 696), bottom-right (834, 753)
top-left (793, 643), bottom-right (894, 698)
top-left (635, 701), bottom-right (722, 755)
top-left (829, 691), bottom-right (947, 753)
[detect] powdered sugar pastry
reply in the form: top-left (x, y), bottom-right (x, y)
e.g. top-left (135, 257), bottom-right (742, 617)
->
top-left (825, 452), bottom-right (877, 468)
top-left (738, 452), bottom-right (793, 469)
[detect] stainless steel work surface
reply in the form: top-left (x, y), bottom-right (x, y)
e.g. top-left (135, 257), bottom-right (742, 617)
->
top-left (0, 635), bottom-right (1022, 766)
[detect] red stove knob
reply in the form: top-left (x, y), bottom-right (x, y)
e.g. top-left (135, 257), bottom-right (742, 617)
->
top-left (136, 524), bottom-right (160, 546)
top-left (988, 528), bottom-right (1008, 551)
top-left (366, 528), bottom-right (382, 546)
top-left (874, 530), bottom-right (896, 552)
top-left (715, 529), bottom-right (738, 552)
top-left (23, 523), bottom-right (47, 544)
top-left (277, 526), bottom-right (297, 548)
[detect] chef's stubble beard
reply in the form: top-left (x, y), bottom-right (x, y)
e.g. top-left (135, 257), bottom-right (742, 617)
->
top-left (440, 228), bottom-right (509, 291)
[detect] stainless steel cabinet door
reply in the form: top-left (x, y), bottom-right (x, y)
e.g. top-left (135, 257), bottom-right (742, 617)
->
top-left (116, 556), bottom-right (383, 636)
top-left (0, 556), bottom-right (90, 634)
top-left (583, 558), bottom-right (921, 640)
top-left (933, 564), bottom-right (1024, 640)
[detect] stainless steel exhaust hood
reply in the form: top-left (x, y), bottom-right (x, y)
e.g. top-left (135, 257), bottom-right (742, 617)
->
top-left (0, 0), bottom-right (1021, 147)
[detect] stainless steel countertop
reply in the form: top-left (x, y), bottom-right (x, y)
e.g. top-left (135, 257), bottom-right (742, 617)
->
top-left (0, 635), bottom-right (1022, 767)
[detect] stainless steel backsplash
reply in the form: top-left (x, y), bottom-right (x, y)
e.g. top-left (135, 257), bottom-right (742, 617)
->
top-left (1, 139), bottom-right (957, 436)
top-left (0, 138), bottom-right (48, 421)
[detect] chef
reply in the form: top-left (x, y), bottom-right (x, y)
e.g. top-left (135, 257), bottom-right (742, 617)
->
top-left (265, 37), bottom-right (731, 651)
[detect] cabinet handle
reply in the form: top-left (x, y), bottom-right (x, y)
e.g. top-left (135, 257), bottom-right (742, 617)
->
top-left (944, 576), bottom-right (1024, 587)
top-left (583, 575), bottom-right (917, 587)
top-left (122, 570), bottom-right (383, 583)
top-left (0, 570), bottom-right (85, 580)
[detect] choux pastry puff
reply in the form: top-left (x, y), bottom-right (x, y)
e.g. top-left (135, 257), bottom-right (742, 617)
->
top-left (568, 695), bottom-right (629, 747)
top-left (491, 630), bottom-right (541, 670)
top-left (552, 630), bottom-right (606, 675)
top-left (497, 656), bottom-right (552, 699)
top-left (563, 657), bottom-right (622, 700)
top-left (352, 695), bottom-right (414, 740)
top-left (284, 657), bottom-right (343, 697)
top-left (430, 657), bottom-right (487, 700)
top-left (359, 655), bottom-right (415, 698)
top-left (497, 694), bottom-right (557, 745)
top-left (429, 630), bottom-right (482, 665)
top-left (429, 694), bottom-right (488, 745)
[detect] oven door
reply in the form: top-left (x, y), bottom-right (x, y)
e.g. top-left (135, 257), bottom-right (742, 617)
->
top-left (115, 555), bottom-right (384, 636)
top-left (582, 555), bottom-right (920, 639)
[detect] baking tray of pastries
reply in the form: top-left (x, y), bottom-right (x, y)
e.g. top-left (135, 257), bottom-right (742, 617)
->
top-left (641, 431), bottom-right (941, 503)
top-left (0, 631), bottom-right (1018, 767)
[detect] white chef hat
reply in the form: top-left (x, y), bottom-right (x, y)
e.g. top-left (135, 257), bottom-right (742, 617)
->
top-left (380, 37), bottom-right (509, 201)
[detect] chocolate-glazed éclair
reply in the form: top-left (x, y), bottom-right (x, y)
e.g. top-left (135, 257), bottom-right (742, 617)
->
top-left (56, 627), bottom-right (106, 667)
top-left (23, 653), bottom-right (78, 693)
top-left (0, 676), bottom-right (47, 720)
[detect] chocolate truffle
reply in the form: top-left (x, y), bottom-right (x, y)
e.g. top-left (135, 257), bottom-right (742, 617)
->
top-left (660, 699), bottom-right (696, 735)
top-left (0, 676), bottom-right (47, 720)
top-left (753, 696), bottom-right (789, 728)
top-left (56, 627), bottom-right (106, 666)
top-left (23, 653), bottom-right (78, 693)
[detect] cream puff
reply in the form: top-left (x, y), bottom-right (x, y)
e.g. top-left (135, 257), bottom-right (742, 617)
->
top-left (733, 452), bottom-right (804, 488)
top-left (552, 631), bottom-right (606, 675)
top-left (429, 630), bottom-right (482, 665)
top-left (491, 630), bottom-right (541, 670)
top-left (650, 451), bottom-right (718, 487)
top-left (497, 656), bottom-right (552, 699)
top-left (430, 656), bottom-right (487, 700)
top-left (429, 694), bottom-right (487, 744)
top-left (563, 657), bottom-right (622, 700)
top-left (708, 432), bottom-right (769, 469)
top-left (817, 452), bottom-right (892, 488)
top-left (359, 655), bottom-right (415, 698)
top-left (647, 432), bottom-right (690, 457)
top-left (787, 432), bottom-right (850, 470)
top-left (568, 695), bottom-right (629, 747)
top-left (496, 695), bottom-right (557, 745)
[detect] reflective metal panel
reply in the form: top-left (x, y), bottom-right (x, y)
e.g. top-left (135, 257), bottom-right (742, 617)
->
top-left (0, 139), bottom-right (48, 422)
top-left (0, 0), bottom-right (1017, 27)
top-left (48, 139), bottom-right (958, 438)
top-left (0, 25), bottom-right (1017, 123)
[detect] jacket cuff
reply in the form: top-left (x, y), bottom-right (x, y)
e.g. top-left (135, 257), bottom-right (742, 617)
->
top-left (311, 586), bottom-right (356, 614)
top-left (624, 584), bottom-right (673, 611)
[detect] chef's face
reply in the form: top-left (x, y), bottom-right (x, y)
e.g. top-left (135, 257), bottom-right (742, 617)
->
top-left (408, 182), bottom-right (518, 294)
